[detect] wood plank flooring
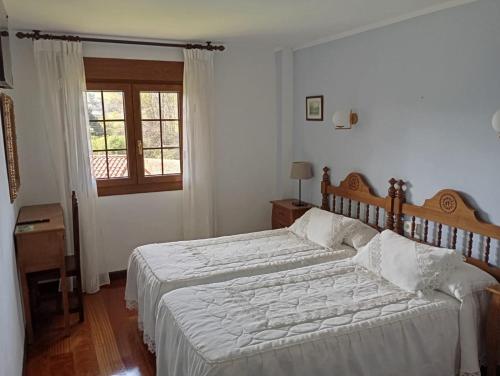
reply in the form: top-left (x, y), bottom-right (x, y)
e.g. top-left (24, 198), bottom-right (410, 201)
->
top-left (25, 278), bottom-right (155, 376)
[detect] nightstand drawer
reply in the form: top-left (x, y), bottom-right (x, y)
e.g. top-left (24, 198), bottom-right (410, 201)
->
top-left (273, 205), bottom-right (291, 223)
top-left (270, 199), bottom-right (313, 229)
top-left (272, 218), bottom-right (288, 230)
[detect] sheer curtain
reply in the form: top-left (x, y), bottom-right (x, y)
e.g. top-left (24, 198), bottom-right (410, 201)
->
top-left (182, 49), bottom-right (216, 240)
top-left (34, 40), bottom-right (109, 293)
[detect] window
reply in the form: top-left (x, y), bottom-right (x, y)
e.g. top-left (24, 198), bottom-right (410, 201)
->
top-left (84, 58), bottom-right (183, 196)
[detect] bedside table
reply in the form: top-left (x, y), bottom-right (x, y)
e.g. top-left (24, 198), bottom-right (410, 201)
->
top-left (270, 199), bottom-right (313, 229)
top-left (487, 285), bottom-right (500, 376)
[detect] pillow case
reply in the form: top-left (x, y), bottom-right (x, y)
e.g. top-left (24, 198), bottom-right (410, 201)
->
top-left (288, 208), bottom-right (311, 238)
top-left (289, 208), bottom-right (351, 249)
top-left (438, 261), bottom-right (497, 301)
top-left (353, 229), bottom-right (463, 292)
top-left (352, 233), bottom-right (381, 273)
top-left (342, 218), bottom-right (379, 250)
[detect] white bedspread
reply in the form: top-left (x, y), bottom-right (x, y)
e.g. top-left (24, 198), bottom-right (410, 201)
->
top-left (125, 229), bottom-right (356, 351)
top-left (156, 259), bottom-right (477, 376)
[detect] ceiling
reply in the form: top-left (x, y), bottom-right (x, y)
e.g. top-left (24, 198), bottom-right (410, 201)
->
top-left (5, 0), bottom-right (473, 49)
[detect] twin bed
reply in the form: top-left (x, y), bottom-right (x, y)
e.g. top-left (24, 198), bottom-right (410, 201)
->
top-left (125, 168), bottom-right (500, 376)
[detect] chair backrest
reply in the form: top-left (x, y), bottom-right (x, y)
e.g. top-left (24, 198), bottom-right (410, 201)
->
top-left (72, 191), bottom-right (81, 268)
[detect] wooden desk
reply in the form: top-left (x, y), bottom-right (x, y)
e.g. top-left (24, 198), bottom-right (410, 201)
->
top-left (15, 204), bottom-right (69, 343)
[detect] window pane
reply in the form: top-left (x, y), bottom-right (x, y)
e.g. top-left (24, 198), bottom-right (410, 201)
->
top-left (103, 91), bottom-right (125, 120)
top-left (140, 92), bottom-right (160, 119)
top-left (105, 121), bottom-right (127, 150)
top-left (162, 121), bottom-right (179, 147)
top-left (143, 149), bottom-right (162, 176)
top-left (86, 91), bottom-right (103, 121)
top-left (160, 92), bottom-right (178, 119)
top-left (142, 121), bottom-right (161, 148)
top-left (89, 121), bottom-right (105, 150)
top-left (91, 151), bottom-right (108, 179)
top-left (107, 150), bottom-right (129, 178)
top-left (163, 148), bottom-right (180, 174)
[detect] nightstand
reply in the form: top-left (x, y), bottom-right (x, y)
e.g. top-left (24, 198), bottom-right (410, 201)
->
top-left (487, 285), bottom-right (500, 376)
top-left (270, 199), bottom-right (313, 229)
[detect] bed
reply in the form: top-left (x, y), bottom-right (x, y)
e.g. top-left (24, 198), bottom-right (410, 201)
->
top-left (125, 170), bottom-right (393, 351)
top-left (156, 259), bottom-right (464, 376)
top-left (155, 178), bottom-right (500, 376)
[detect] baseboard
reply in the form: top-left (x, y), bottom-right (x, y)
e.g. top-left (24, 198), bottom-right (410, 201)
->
top-left (109, 270), bottom-right (127, 281)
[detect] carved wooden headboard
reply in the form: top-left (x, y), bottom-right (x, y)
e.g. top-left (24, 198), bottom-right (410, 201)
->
top-left (321, 167), bottom-right (396, 231)
top-left (395, 182), bottom-right (500, 281)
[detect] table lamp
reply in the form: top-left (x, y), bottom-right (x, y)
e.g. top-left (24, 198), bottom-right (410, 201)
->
top-left (290, 161), bottom-right (313, 206)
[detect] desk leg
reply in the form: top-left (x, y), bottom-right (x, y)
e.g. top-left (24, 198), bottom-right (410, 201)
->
top-left (20, 270), bottom-right (34, 344)
top-left (487, 294), bottom-right (499, 376)
top-left (60, 267), bottom-right (70, 336)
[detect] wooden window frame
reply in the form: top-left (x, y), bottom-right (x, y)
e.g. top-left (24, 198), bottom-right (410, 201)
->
top-left (84, 58), bottom-right (184, 196)
top-left (132, 83), bottom-right (183, 188)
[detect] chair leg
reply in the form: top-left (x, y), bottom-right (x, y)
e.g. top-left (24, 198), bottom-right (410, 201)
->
top-left (77, 276), bottom-right (84, 323)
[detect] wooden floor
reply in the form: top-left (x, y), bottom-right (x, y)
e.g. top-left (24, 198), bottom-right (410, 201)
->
top-left (25, 278), bottom-right (155, 376)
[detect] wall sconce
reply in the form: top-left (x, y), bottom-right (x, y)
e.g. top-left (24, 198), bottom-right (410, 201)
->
top-left (493, 110), bottom-right (500, 137)
top-left (332, 110), bottom-right (358, 130)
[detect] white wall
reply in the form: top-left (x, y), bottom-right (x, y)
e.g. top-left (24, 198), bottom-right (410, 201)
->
top-left (0, 91), bottom-right (25, 376)
top-left (293, 0), bottom-right (500, 265)
top-left (11, 38), bottom-right (277, 272)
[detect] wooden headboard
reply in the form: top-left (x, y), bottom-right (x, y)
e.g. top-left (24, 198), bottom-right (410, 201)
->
top-left (394, 182), bottom-right (500, 281)
top-left (321, 167), bottom-right (396, 230)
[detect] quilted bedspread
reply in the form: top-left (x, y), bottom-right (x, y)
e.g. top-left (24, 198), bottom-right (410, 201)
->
top-left (125, 229), bottom-right (356, 351)
top-left (156, 259), bottom-right (467, 376)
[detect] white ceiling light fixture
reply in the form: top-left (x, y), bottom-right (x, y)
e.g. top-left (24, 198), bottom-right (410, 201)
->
top-left (492, 110), bottom-right (500, 138)
top-left (332, 110), bottom-right (358, 130)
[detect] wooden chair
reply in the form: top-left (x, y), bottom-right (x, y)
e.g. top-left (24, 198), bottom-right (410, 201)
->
top-left (28, 191), bottom-right (84, 323)
top-left (68, 191), bottom-right (84, 322)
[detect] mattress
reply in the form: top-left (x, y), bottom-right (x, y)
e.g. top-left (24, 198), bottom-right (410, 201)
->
top-left (155, 259), bottom-right (471, 376)
top-left (125, 229), bottom-right (356, 351)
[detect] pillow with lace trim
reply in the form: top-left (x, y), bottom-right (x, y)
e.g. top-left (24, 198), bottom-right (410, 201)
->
top-left (289, 208), bottom-right (351, 248)
top-left (342, 218), bottom-right (379, 250)
top-left (354, 230), bottom-right (462, 292)
top-left (306, 208), bottom-right (352, 248)
top-left (379, 230), bottom-right (463, 292)
top-left (352, 233), bottom-right (382, 275)
top-left (288, 208), bottom-right (313, 238)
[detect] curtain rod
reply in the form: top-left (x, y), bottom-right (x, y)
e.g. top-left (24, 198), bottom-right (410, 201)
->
top-left (15, 30), bottom-right (225, 51)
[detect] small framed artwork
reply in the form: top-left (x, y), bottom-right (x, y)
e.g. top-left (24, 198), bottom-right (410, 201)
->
top-left (1, 93), bottom-right (20, 203)
top-left (306, 95), bottom-right (323, 121)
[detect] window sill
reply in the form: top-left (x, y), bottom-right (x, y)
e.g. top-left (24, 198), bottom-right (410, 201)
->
top-left (97, 181), bottom-right (182, 197)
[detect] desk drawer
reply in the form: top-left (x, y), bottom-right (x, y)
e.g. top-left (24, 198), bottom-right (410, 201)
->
top-left (16, 230), bottom-right (65, 272)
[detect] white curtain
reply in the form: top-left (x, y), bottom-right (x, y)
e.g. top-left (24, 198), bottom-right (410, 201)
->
top-left (182, 49), bottom-right (216, 240)
top-left (34, 40), bottom-right (109, 293)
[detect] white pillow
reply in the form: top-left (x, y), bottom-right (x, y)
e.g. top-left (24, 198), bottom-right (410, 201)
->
top-left (289, 208), bottom-right (350, 249)
top-left (354, 229), bottom-right (462, 292)
top-left (438, 261), bottom-right (497, 301)
top-left (288, 209), bottom-right (312, 238)
top-left (342, 218), bottom-right (379, 250)
top-left (352, 233), bottom-right (381, 273)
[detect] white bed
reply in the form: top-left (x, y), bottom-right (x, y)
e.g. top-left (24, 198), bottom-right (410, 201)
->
top-left (125, 228), bottom-right (358, 351)
top-left (155, 257), bottom-right (486, 376)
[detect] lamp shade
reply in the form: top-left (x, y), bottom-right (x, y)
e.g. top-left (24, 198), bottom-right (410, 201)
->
top-left (493, 110), bottom-right (500, 134)
top-left (290, 162), bottom-right (313, 180)
top-left (332, 110), bottom-right (358, 129)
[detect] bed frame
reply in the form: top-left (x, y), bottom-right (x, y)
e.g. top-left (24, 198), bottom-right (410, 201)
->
top-left (320, 167), bottom-right (397, 230)
top-left (321, 167), bottom-right (499, 279)
top-left (392, 182), bottom-right (500, 281)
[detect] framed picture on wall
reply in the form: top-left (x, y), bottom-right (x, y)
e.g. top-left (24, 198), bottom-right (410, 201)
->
top-left (306, 95), bottom-right (323, 121)
top-left (1, 93), bottom-right (20, 203)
